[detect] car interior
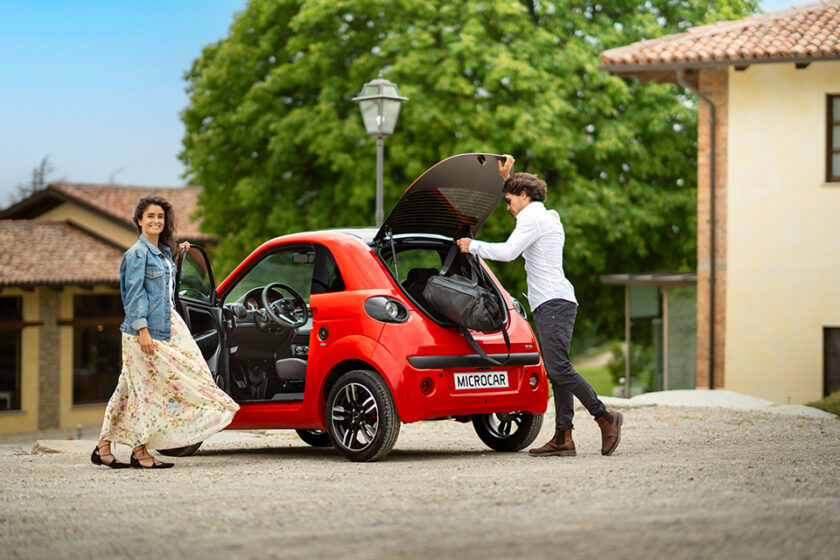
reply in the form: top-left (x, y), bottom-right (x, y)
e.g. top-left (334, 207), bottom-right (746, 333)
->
top-left (177, 244), bottom-right (345, 404)
top-left (221, 244), bottom-right (347, 403)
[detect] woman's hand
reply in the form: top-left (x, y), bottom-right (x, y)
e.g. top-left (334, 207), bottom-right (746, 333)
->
top-left (139, 328), bottom-right (155, 355)
top-left (497, 155), bottom-right (515, 181)
top-left (176, 241), bottom-right (191, 264)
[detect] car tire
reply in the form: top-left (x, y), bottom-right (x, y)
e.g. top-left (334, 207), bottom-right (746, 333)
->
top-left (472, 412), bottom-right (543, 452)
top-left (326, 370), bottom-right (400, 462)
top-left (295, 429), bottom-right (332, 447)
top-left (156, 441), bottom-right (203, 457)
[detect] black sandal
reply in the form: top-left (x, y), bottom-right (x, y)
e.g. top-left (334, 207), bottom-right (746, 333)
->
top-left (91, 444), bottom-right (131, 469)
top-left (130, 452), bottom-right (174, 469)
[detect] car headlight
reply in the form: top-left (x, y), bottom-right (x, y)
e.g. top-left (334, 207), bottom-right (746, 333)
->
top-left (364, 297), bottom-right (409, 323)
top-left (511, 297), bottom-right (527, 319)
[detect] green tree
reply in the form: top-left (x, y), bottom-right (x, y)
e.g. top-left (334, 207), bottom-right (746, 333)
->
top-left (180, 0), bottom-right (758, 341)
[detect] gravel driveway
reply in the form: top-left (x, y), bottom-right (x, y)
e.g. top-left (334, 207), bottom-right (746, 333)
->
top-left (1, 400), bottom-right (838, 560)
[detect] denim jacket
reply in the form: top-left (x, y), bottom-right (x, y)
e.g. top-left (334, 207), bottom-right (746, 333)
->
top-left (120, 234), bottom-right (174, 341)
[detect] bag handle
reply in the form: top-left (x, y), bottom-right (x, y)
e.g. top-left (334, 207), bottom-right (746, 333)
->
top-left (459, 325), bottom-right (511, 366)
top-left (440, 244), bottom-right (459, 276)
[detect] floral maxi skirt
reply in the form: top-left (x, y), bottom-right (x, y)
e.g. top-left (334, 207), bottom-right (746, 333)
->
top-left (99, 309), bottom-right (239, 449)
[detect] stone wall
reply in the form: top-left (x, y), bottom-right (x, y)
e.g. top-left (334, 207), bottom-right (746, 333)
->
top-left (37, 288), bottom-right (61, 429)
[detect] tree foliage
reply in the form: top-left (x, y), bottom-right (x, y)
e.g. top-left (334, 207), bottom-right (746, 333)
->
top-left (180, 0), bottom-right (758, 342)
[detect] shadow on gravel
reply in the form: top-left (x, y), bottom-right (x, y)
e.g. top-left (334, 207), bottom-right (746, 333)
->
top-left (194, 445), bottom-right (491, 463)
top-left (385, 449), bottom-right (503, 462)
top-left (195, 446), bottom-right (340, 460)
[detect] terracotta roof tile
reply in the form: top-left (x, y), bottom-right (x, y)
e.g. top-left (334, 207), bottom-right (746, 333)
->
top-left (48, 183), bottom-right (213, 242)
top-left (0, 221), bottom-right (123, 286)
top-left (602, 1), bottom-right (840, 67)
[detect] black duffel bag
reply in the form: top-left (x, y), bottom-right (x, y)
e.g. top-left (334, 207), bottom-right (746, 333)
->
top-left (423, 252), bottom-right (510, 365)
top-left (423, 265), bottom-right (503, 332)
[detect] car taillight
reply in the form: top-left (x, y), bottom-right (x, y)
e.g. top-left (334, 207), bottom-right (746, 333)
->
top-left (420, 377), bottom-right (434, 395)
top-left (364, 296), bottom-right (409, 323)
top-left (529, 373), bottom-right (539, 389)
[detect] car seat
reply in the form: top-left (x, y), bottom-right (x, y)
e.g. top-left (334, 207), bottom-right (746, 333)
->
top-left (403, 267), bottom-right (439, 309)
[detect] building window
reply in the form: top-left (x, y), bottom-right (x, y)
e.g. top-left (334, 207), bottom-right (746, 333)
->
top-left (0, 297), bottom-right (22, 411)
top-left (829, 95), bottom-right (840, 182)
top-left (71, 295), bottom-right (122, 405)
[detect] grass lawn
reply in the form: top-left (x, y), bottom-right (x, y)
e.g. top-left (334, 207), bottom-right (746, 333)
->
top-left (577, 365), bottom-right (615, 397)
top-left (808, 390), bottom-right (840, 416)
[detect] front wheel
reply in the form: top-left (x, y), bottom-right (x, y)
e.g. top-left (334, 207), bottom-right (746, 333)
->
top-left (326, 370), bottom-right (400, 462)
top-left (157, 441), bottom-right (203, 457)
top-left (473, 412), bottom-right (543, 452)
top-left (295, 429), bottom-right (332, 447)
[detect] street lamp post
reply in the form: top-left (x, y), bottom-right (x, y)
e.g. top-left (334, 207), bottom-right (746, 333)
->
top-left (353, 74), bottom-right (407, 227)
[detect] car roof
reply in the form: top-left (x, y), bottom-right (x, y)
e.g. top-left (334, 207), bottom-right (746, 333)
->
top-left (260, 228), bottom-right (453, 248)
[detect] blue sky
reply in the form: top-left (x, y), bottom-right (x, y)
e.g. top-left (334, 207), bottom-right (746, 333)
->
top-left (0, 0), bottom-right (802, 205)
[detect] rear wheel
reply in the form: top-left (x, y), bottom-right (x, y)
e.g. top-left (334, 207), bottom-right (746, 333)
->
top-left (473, 412), bottom-right (543, 452)
top-left (157, 441), bottom-right (203, 457)
top-left (295, 429), bottom-right (332, 447)
top-left (326, 370), bottom-right (400, 462)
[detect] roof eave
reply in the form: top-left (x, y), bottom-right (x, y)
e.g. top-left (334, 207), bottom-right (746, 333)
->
top-left (600, 54), bottom-right (840, 85)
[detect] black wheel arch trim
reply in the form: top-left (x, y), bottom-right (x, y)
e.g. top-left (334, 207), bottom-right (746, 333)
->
top-left (408, 352), bottom-right (540, 369)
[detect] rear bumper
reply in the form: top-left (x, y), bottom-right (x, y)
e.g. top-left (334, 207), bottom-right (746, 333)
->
top-left (379, 351), bottom-right (548, 423)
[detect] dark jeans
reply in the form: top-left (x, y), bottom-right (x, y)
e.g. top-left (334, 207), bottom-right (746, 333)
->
top-left (533, 299), bottom-right (606, 431)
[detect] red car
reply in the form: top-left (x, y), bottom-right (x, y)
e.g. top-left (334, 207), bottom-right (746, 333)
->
top-left (171, 153), bottom-right (548, 461)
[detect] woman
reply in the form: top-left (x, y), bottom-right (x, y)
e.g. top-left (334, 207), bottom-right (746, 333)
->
top-left (91, 195), bottom-right (239, 469)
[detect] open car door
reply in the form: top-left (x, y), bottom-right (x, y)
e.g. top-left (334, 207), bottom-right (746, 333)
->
top-left (175, 245), bottom-right (229, 393)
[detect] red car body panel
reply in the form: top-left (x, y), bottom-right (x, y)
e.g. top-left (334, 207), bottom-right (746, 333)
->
top-left (215, 229), bottom-right (546, 431)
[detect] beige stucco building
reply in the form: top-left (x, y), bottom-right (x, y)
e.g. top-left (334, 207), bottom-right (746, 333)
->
top-left (0, 184), bottom-right (212, 435)
top-left (601, 1), bottom-right (840, 403)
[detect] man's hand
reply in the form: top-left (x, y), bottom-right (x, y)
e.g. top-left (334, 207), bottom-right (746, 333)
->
top-left (456, 238), bottom-right (472, 253)
top-left (497, 154), bottom-right (515, 182)
top-left (139, 328), bottom-right (155, 355)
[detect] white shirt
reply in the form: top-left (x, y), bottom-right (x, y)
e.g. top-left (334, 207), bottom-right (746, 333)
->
top-left (166, 258), bottom-right (175, 308)
top-left (469, 201), bottom-right (576, 311)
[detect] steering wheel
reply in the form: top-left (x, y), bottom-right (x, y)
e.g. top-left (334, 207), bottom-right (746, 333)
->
top-left (260, 283), bottom-right (309, 329)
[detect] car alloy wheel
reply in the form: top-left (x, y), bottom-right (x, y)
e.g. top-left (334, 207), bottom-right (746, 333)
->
top-left (472, 412), bottom-right (543, 452)
top-left (326, 370), bottom-right (400, 462)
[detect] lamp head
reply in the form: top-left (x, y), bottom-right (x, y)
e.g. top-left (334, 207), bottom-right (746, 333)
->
top-left (353, 76), bottom-right (408, 137)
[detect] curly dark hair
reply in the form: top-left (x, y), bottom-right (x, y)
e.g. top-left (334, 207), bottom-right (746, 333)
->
top-left (132, 195), bottom-right (177, 254)
top-left (503, 172), bottom-right (547, 202)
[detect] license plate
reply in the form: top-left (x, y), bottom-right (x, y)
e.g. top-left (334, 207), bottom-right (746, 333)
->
top-left (453, 371), bottom-right (509, 390)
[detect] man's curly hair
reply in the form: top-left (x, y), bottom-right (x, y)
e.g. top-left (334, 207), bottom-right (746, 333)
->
top-left (503, 172), bottom-right (547, 202)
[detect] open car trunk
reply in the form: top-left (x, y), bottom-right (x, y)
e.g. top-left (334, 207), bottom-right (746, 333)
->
top-left (377, 237), bottom-right (508, 329)
top-left (373, 153), bottom-right (510, 329)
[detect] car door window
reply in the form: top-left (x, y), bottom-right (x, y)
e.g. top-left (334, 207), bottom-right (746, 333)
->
top-left (178, 246), bottom-right (216, 305)
top-left (311, 244), bottom-right (345, 294)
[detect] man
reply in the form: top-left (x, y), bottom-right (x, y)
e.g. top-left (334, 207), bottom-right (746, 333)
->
top-left (456, 155), bottom-right (622, 456)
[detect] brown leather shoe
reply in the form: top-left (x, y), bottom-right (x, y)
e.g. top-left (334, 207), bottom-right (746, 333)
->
top-left (528, 429), bottom-right (576, 457)
top-left (595, 409), bottom-right (623, 456)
